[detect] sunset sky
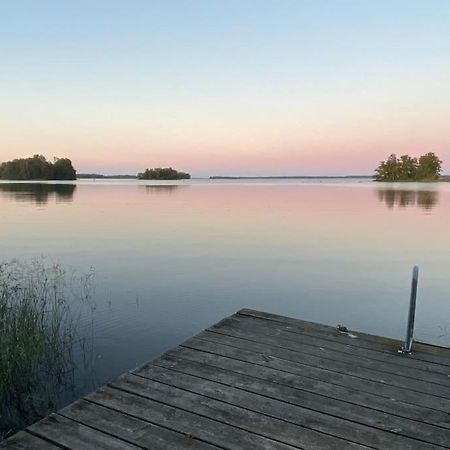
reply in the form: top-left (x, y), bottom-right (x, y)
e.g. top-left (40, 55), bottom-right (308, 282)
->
top-left (1, 0), bottom-right (449, 176)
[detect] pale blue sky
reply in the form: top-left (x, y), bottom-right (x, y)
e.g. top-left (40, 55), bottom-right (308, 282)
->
top-left (1, 1), bottom-right (449, 175)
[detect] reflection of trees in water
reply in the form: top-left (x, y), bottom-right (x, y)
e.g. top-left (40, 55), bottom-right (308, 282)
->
top-left (377, 188), bottom-right (439, 210)
top-left (0, 183), bottom-right (76, 204)
top-left (144, 185), bottom-right (180, 194)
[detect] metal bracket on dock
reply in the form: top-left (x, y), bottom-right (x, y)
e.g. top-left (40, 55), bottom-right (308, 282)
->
top-left (399, 266), bottom-right (419, 354)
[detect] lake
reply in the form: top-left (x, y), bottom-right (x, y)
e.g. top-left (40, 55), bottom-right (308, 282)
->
top-left (1, 178), bottom-right (449, 406)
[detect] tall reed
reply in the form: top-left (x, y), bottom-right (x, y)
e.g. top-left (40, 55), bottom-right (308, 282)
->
top-left (0, 258), bottom-right (95, 439)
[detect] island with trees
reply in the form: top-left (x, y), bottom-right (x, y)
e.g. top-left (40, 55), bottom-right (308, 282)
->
top-left (374, 152), bottom-right (442, 181)
top-left (0, 155), bottom-right (76, 180)
top-left (137, 167), bottom-right (190, 180)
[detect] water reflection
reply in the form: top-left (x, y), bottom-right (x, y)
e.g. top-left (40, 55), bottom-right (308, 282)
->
top-left (376, 188), bottom-right (439, 211)
top-left (144, 185), bottom-right (180, 194)
top-left (1, 179), bottom-right (450, 437)
top-left (0, 183), bottom-right (76, 204)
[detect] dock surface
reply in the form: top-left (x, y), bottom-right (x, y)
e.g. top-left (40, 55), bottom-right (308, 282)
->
top-left (3, 308), bottom-right (450, 449)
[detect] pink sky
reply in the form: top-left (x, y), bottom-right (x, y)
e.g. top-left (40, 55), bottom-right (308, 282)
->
top-left (2, 75), bottom-right (449, 176)
top-left (2, 113), bottom-right (448, 176)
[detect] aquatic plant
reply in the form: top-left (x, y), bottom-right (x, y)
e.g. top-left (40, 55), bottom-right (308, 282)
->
top-left (0, 259), bottom-right (95, 439)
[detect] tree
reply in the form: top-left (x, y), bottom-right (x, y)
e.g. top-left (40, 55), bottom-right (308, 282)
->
top-left (374, 152), bottom-right (443, 181)
top-left (416, 152), bottom-right (442, 181)
top-left (398, 155), bottom-right (418, 181)
top-left (53, 158), bottom-right (77, 180)
top-left (0, 155), bottom-right (76, 180)
top-left (137, 167), bottom-right (190, 180)
top-left (374, 154), bottom-right (401, 181)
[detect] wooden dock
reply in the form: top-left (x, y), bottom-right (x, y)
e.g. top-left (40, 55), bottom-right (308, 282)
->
top-left (3, 308), bottom-right (450, 449)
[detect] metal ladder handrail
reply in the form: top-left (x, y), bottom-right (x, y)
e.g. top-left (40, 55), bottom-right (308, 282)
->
top-left (400, 265), bottom-right (419, 354)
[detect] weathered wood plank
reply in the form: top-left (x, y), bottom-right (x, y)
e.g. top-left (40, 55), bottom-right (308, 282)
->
top-left (0, 431), bottom-right (60, 449)
top-left (196, 327), bottom-right (450, 403)
top-left (220, 314), bottom-right (450, 380)
top-left (183, 335), bottom-right (450, 414)
top-left (208, 317), bottom-right (450, 396)
top-left (88, 385), bottom-right (296, 450)
top-left (133, 362), bottom-right (446, 449)
top-left (238, 309), bottom-right (450, 366)
top-left (146, 353), bottom-right (450, 448)
top-left (110, 373), bottom-right (370, 450)
top-left (170, 345), bottom-right (450, 428)
top-left (59, 398), bottom-right (219, 450)
top-left (27, 414), bottom-right (141, 449)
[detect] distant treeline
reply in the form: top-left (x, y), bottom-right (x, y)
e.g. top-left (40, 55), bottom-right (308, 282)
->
top-left (0, 155), bottom-right (76, 180)
top-left (374, 152), bottom-right (442, 182)
top-left (210, 175), bottom-right (373, 179)
top-left (138, 167), bottom-right (190, 180)
top-left (77, 173), bottom-right (137, 179)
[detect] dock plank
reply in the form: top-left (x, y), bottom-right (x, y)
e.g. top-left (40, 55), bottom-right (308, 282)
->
top-left (59, 399), bottom-right (219, 450)
top-left (207, 316), bottom-right (450, 395)
top-left (238, 309), bottom-right (450, 366)
top-left (88, 385), bottom-right (295, 450)
top-left (188, 332), bottom-right (450, 411)
top-left (0, 432), bottom-right (60, 450)
top-left (27, 414), bottom-right (141, 449)
top-left (218, 314), bottom-right (450, 381)
top-left (133, 362), bottom-right (443, 449)
top-left (177, 339), bottom-right (450, 428)
top-left (110, 373), bottom-right (369, 450)
top-left (147, 354), bottom-right (450, 447)
top-left (3, 308), bottom-right (450, 449)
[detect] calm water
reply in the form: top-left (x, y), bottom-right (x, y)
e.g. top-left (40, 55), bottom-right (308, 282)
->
top-left (1, 179), bottom-right (449, 398)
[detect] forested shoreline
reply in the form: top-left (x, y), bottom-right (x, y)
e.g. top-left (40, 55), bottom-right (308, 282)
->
top-left (138, 167), bottom-right (190, 180)
top-left (374, 152), bottom-right (442, 181)
top-left (0, 155), bottom-right (76, 180)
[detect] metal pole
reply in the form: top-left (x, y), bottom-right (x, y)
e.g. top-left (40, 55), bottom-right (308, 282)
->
top-left (401, 266), bottom-right (419, 354)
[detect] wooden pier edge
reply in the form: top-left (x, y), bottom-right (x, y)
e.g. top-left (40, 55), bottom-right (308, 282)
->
top-left (2, 308), bottom-right (450, 449)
